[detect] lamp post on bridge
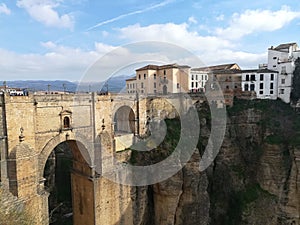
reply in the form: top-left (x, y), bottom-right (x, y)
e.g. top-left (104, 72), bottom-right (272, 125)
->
top-left (63, 83), bottom-right (66, 94)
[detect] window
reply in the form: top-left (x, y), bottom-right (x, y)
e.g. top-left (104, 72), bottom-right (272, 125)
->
top-left (133, 84), bottom-right (135, 88)
top-left (202, 75), bottom-right (204, 80)
top-left (195, 82), bottom-right (198, 88)
top-left (226, 85), bottom-right (229, 89)
top-left (260, 83), bottom-right (263, 89)
top-left (141, 90), bottom-right (144, 93)
top-left (154, 74), bottom-right (156, 79)
top-left (246, 74), bottom-right (249, 81)
top-left (164, 70), bottom-right (166, 75)
top-left (281, 66), bottom-right (287, 74)
top-left (250, 74), bottom-right (255, 81)
top-left (270, 90), bottom-right (274, 94)
top-left (260, 74), bottom-right (264, 81)
top-left (273, 65), bottom-right (277, 68)
top-left (280, 89), bottom-right (284, 94)
top-left (244, 84), bottom-right (249, 91)
top-left (259, 91), bottom-right (263, 94)
top-left (127, 84), bottom-right (129, 89)
top-left (138, 74), bottom-right (141, 80)
top-left (144, 74), bottom-right (146, 79)
top-left (63, 116), bottom-right (70, 129)
top-left (177, 83), bottom-right (180, 89)
top-left (271, 74), bottom-right (274, 80)
top-left (282, 79), bottom-right (285, 84)
top-left (154, 90), bottom-right (156, 93)
top-left (191, 82), bottom-right (194, 88)
top-left (191, 74), bottom-right (194, 80)
top-left (154, 82), bottom-right (156, 88)
top-left (270, 83), bottom-right (274, 89)
top-left (141, 82), bottom-right (144, 88)
top-left (273, 57), bottom-right (277, 60)
top-left (250, 84), bottom-right (255, 91)
top-left (196, 75), bottom-right (198, 80)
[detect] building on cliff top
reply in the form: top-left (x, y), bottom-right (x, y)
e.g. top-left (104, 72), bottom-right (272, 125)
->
top-left (126, 63), bottom-right (190, 95)
top-left (126, 42), bottom-right (300, 105)
top-left (267, 42), bottom-right (300, 103)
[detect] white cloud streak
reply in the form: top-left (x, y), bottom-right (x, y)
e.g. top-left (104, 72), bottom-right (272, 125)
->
top-left (86, 0), bottom-right (175, 31)
top-left (0, 3), bottom-right (11, 15)
top-left (16, 0), bottom-right (74, 29)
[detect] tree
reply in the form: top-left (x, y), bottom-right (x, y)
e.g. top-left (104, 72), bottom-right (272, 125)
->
top-left (291, 57), bottom-right (300, 104)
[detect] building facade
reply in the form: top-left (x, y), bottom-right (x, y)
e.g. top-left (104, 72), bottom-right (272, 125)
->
top-left (126, 64), bottom-right (190, 95)
top-left (190, 63), bottom-right (241, 92)
top-left (241, 69), bottom-right (278, 100)
top-left (125, 42), bottom-right (300, 104)
top-left (267, 43), bottom-right (300, 103)
top-left (189, 69), bottom-right (209, 92)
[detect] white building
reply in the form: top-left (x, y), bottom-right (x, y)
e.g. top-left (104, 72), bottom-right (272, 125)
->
top-left (241, 69), bottom-right (278, 100)
top-left (190, 63), bottom-right (241, 92)
top-left (189, 69), bottom-right (209, 92)
top-left (267, 42), bottom-right (300, 103)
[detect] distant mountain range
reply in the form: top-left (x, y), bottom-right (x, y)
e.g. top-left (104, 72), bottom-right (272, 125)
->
top-left (1, 74), bottom-right (134, 93)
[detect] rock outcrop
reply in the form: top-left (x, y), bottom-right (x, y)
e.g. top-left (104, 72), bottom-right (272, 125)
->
top-left (126, 99), bottom-right (300, 225)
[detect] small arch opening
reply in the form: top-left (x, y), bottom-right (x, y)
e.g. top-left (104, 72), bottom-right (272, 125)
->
top-left (63, 116), bottom-right (70, 129)
top-left (114, 106), bottom-right (135, 134)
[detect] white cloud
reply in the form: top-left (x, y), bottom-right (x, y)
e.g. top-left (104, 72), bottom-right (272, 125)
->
top-left (0, 3), bottom-right (11, 15)
top-left (0, 42), bottom-right (118, 80)
top-left (188, 16), bottom-right (197, 24)
top-left (200, 49), bottom-right (267, 69)
top-left (216, 5), bottom-right (300, 40)
top-left (118, 23), bottom-right (232, 52)
top-left (116, 22), bottom-right (268, 68)
top-left (216, 14), bottom-right (224, 21)
top-left (16, 0), bottom-right (74, 29)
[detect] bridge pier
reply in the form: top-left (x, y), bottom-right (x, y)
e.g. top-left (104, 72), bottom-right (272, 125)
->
top-left (0, 94), bottom-right (9, 188)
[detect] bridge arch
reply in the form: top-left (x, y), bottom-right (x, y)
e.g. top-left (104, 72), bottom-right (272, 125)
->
top-left (39, 134), bottom-right (95, 225)
top-left (113, 105), bottom-right (135, 134)
top-left (38, 133), bottom-right (93, 179)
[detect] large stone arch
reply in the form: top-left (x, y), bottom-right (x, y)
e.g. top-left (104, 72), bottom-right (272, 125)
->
top-left (39, 133), bottom-right (96, 225)
top-left (38, 133), bottom-right (93, 179)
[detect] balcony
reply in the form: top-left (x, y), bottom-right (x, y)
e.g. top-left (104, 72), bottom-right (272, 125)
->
top-left (160, 77), bottom-right (168, 84)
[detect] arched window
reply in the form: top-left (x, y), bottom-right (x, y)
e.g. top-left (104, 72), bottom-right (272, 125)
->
top-left (63, 116), bottom-right (70, 129)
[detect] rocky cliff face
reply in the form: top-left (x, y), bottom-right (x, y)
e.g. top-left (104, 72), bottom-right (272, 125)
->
top-left (127, 99), bottom-right (300, 225)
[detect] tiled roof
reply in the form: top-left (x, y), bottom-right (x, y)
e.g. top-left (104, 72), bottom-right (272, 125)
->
top-left (192, 63), bottom-right (240, 71)
top-left (136, 63), bottom-right (190, 71)
top-left (125, 76), bottom-right (136, 81)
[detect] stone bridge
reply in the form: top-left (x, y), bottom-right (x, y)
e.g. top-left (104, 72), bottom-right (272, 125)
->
top-left (0, 92), bottom-right (202, 225)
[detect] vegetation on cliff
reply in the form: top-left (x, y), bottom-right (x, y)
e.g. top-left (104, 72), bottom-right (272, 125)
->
top-left (0, 188), bottom-right (33, 225)
top-left (291, 57), bottom-right (300, 104)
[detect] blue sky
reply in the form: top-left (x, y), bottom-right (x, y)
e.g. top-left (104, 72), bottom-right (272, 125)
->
top-left (1, 0), bottom-right (300, 81)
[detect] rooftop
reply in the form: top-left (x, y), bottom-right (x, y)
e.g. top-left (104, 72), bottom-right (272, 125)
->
top-left (136, 63), bottom-right (190, 71)
top-left (241, 68), bottom-right (279, 73)
top-left (125, 76), bottom-right (136, 81)
top-left (192, 63), bottom-right (240, 71)
top-left (274, 42), bottom-right (298, 50)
